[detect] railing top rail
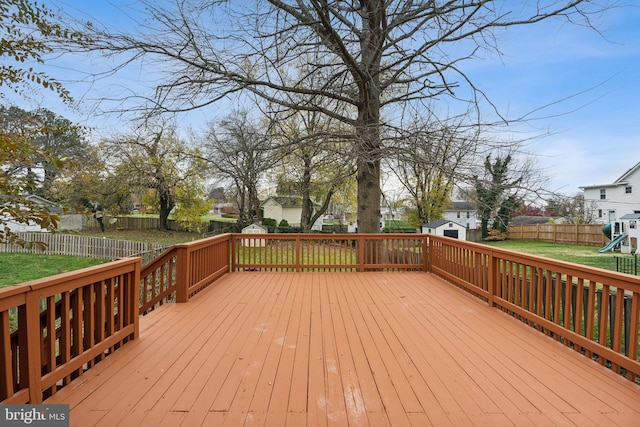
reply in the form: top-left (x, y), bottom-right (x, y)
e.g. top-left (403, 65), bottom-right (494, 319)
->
top-left (175, 233), bottom-right (232, 249)
top-left (0, 257), bottom-right (141, 297)
top-left (229, 232), bottom-right (426, 239)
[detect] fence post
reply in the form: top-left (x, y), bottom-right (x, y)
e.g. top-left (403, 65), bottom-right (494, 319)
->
top-left (176, 245), bottom-right (190, 303)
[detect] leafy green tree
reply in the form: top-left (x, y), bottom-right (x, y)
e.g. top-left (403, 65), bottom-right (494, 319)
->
top-left (173, 184), bottom-right (211, 232)
top-left (0, 0), bottom-right (86, 102)
top-left (0, 0), bottom-right (88, 244)
top-left (0, 106), bottom-right (90, 198)
top-left (101, 124), bottom-right (208, 230)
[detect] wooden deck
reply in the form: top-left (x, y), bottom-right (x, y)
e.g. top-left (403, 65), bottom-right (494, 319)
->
top-left (45, 272), bottom-right (640, 426)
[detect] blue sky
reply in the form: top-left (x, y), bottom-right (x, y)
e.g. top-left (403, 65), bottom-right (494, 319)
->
top-left (16, 1), bottom-right (640, 196)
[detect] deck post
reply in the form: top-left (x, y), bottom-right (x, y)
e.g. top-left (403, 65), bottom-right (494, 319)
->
top-left (358, 235), bottom-right (365, 272)
top-left (132, 261), bottom-right (141, 339)
top-left (487, 250), bottom-right (496, 308)
top-left (230, 235), bottom-right (236, 271)
top-left (423, 236), bottom-right (430, 273)
top-left (25, 291), bottom-right (43, 403)
top-left (176, 246), bottom-right (190, 303)
top-left (295, 235), bottom-right (301, 272)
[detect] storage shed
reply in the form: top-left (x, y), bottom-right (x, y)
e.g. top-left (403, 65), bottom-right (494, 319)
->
top-left (241, 223), bottom-right (268, 247)
top-left (421, 219), bottom-right (467, 240)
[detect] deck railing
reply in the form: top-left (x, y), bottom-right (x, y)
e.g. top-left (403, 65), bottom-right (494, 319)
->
top-left (231, 233), bottom-right (427, 272)
top-left (0, 258), bottom-right (140, 404)
top-left (2, 232), bottom-right (639, 404)
top-left (138, 234), bottom-right (230, 314)
top-left (429, 234), bottom-right (640, 383)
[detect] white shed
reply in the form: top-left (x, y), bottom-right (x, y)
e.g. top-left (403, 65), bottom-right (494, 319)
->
top-left (421, 219), bottom-right (467, 240)
top-left (241, 223), bottom-right (268, 247)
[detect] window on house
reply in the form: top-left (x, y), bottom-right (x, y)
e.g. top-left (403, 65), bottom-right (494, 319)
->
top-left (457, 211), bottom-right (460, 218)
top-left (626, 186), bottom-right (633, 194)
top-left (466, 212), bottom-right (470, 218)
top-left (600, 189), bottom-right (606, 200)
top-left (598, 209), bottom-right (603, 218)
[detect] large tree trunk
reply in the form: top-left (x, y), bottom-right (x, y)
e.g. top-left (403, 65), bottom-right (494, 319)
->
top-left (355, 1), bottom-right (382, 234)
top-left (158, 185), bottom-right (174, 231)
top-left (355, 74), bottom-right (382, 233)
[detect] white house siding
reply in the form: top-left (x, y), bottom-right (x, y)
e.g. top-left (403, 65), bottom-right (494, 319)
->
top-left (443, 201), bottom-right (478, 229)
top-left (262, 197), bottom-right (303, 226)
top-left (262, 199), bottom-right (284, 223)
top-left (442, 211), bottom-right (477, 229)
top-left (582, 162), bottom-right (640, 225)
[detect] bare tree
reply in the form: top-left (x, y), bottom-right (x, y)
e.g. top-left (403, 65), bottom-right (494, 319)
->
top-left (72, 0), bottom-right (610, 232)
top-left (205, 110), bottom-right (279, 228)
top-left (269, 108), bottom-right (355, 231)
top-left (388, 113), bottom-right (480, 225)
top-left (547, 192), bottom-right (598, 224)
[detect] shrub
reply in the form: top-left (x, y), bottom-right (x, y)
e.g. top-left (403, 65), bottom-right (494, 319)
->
top-left (262, 218), bottom-right (277, 227)
top-left (483, 229), bottom-right (507, 241)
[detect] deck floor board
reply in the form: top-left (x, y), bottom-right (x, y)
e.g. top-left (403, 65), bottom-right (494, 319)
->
top-left (45, 272), bottom-right (640, 426)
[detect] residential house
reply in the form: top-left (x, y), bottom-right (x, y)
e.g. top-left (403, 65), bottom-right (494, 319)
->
top-left (443, 201), bottom-right (477, 229)
top-left (2, 194), bottom-right (82, 232)
top-left (261, 196), bottom-right (309, 228)
top-left (580, 161), bottom-right (640, 224)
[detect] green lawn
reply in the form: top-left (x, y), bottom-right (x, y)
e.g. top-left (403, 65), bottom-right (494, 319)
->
top-left (484, 240), bottom-right (622, 272)
top-left (0, 253), bottom-right (107, 288)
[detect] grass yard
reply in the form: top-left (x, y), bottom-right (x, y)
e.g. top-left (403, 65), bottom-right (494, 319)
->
top-left (0, 229), bottom-right (200, 288)
top-left (0, 253), bottom-right (107, 288)
top-left (485, 240), bottom-right (622, 272)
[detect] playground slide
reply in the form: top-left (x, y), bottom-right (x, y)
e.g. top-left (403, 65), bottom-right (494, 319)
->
top-left (598, 233), bottom-right (627, 253)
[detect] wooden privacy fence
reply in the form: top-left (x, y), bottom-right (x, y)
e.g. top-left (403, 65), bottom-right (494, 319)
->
top-left (0, 259), bottom-right (140, 404)
top-left (85, 216), bottom-right (190, 231)
top-left (507, 223), bottom-right (608, 246)
top-left (1, 232), bottom-right (168, 261)
top-left (429, 234), bottom-right (640, 383)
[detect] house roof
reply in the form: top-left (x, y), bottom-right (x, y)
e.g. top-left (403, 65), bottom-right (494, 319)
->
top-left (580, 161), bottom-right (639, 190)
top-left (445, 201), bottom-right (475, 211)
top-left (510, 216), bottom-right (552, 225)
top-left (422, 219), bottom-right (464, 228)
top-left (23, 194), bottom-right (63, 213)
top-left (621, 213), bottom-right (640, 220)
top-left (261, 196), bottom-right (304, 208)
top-left (615, 161), bottom-right (640, 183)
